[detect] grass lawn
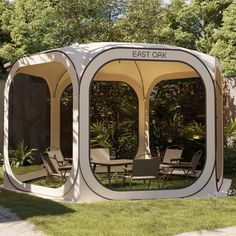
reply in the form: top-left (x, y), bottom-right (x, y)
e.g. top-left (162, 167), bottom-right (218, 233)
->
top-left (0, 190), bottom-right (236, 236)
top-left (11, 165), bottom-right (44, 175)
top-left (1, 166), bottom-right (236, 236)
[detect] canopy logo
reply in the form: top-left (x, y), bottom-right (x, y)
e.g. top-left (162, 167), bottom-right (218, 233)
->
top-left (132, 50), bottom-right (167, 59)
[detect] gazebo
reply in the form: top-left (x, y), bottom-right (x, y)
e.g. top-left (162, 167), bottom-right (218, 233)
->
top-left (3, 43), bottom-right (231, 202)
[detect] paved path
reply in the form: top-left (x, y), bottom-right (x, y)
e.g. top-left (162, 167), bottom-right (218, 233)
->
top-left (176, 226), bottom-right (236, 236)
top-left (0, 205), bottom-right (46, 236)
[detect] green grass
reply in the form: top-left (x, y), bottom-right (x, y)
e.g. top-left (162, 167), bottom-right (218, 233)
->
top-left (0, 190), bottom-right (236, 236)
top-left (1, 166), bottom-right (236, 235)
top-left (11, 165), bottom-right (44, 175)
top-left (98, 174), bottom-right (193, 190)
top-left (0, 164), bottom-right (195, 190)
top-left (26, 177), bottom-right (63, 188)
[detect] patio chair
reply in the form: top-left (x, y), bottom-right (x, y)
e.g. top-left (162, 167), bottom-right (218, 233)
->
top-left (90, 148), bottom-right (110, 163)
top-left (41, 152), bottom-right (71, 184)
top-left (123, 158), bottom-right (161, 189)
top-left (90, 147), bottom-right (123, 178)
top-left (162, 145), bottom-right (184, 164)
top-left (45, 148), bottom-right (72, 166)
top-left (159, 145), bottom-right (184, 176)
top-left (170, 150), bottom-right (203, 177)
top-left (90, 147), bottom-right (110, 171)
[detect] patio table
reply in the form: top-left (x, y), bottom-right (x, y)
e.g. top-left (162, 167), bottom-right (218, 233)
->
top-left (91, 159), bottom-right (133, 187)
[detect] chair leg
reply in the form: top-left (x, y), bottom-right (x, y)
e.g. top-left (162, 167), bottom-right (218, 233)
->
top-left (157, 178), bottom-right (161, 189)
top-left (129, 178), bottom-right (132, 190)
top-left (143, 179), bottom-right (146, 189)
top-left (121, 176), bottom-right (126, 189)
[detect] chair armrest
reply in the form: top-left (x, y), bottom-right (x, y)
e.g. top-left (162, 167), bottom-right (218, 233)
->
top-left (56, 159), bottom-right (66, 167)
top-left (178, 161), bottom-right (191, 166)
top-left (170, 158), bottom-right (182, 164)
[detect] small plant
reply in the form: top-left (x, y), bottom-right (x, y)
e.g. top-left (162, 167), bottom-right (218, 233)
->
top-left (224, 119), bottom-right (236, 171)
top-left (0, 153), bottom-right (3, 166)
top-left (9, 141), bottom-right (37, 167)
top-left (224, 118), bottom-right (236, 148)
top-left (226, 189), bottom-right (236, 196)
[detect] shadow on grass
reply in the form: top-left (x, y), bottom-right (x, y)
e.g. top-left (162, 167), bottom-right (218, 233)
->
top-left (0, 190), bottom-right (75, 222)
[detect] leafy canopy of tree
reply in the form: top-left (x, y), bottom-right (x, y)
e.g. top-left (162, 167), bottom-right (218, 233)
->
top-left (211, 1), bottom-right (236, 77)
top-left (0, 0), bottom-right (236, 76)
top-left (0, 0), bottom-right (56, 61)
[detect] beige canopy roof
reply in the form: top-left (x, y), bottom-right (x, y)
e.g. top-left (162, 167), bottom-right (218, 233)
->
top-left (95, 60), bottom-right (198, 98)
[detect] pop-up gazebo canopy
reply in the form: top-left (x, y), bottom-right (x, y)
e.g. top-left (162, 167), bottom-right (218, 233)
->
top-left (3, 43), bottom-right (231, 202)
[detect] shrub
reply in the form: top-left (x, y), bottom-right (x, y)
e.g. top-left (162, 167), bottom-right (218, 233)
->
top-left (9, 141), bottom-right (37, 167)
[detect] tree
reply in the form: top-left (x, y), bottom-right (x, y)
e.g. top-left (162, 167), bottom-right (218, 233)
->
top-left (0, 0), bottom-right (56, 61)
top-left (162, 0), bottom-right (196, 48)
top-left (0, 0), bottom-right (11, 79)
top-left (49, 0), bottom-right (126, 46)
top-left (191, 0), bottom-right (233, 53)
top-left (165, 0), bottom-right (232, 51)
top-left (211, 1), bottom-right (236, 77)
top-left (117, 0), bottom-right (168, 43)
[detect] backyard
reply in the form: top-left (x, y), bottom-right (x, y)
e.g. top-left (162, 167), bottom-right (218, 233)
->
top-left (1, 0), bottom-right (236, 234)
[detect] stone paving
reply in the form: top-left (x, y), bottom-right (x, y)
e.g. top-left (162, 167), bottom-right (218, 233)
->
top-left (175, 226), bottom-right (236, 236)
top-left (0, 205), bottom-right (45, 236)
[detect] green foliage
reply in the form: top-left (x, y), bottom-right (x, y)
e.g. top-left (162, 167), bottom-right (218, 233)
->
top-left (118, 0), bottom-right (165, 43)
top-left (0, 0), bottom-right (235, 168)
top-left (0, 0), bottom-right (56, 61)
top-left (9, 141), bottom-right (37, 167)
top-left (224, 118), bottom-right (236, 171)
top-left (0, 0), bottom-right (11, 46)
top-left (211, 1), bottom-right (236, 77)
top-left (0, 0), bottom-right (11, 78)
top-left (90, 121), bottom-right (110, 146)
top-left (48, 0), bottom-right (126, 46)
top-left (90, 81), bottom-right (138, 158)
top-left (149, 77), bottom-right (206, 153)
top-left (181, 121), bottom-right (205, 141)
top-left (163, 0), bottom-right (200, 49)
top-left (0, 0), bottom-right (235, 77)
top-left (191, 0), bottom-right (232, 53)
top-left (224, 118), bottom-right (236, 148)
